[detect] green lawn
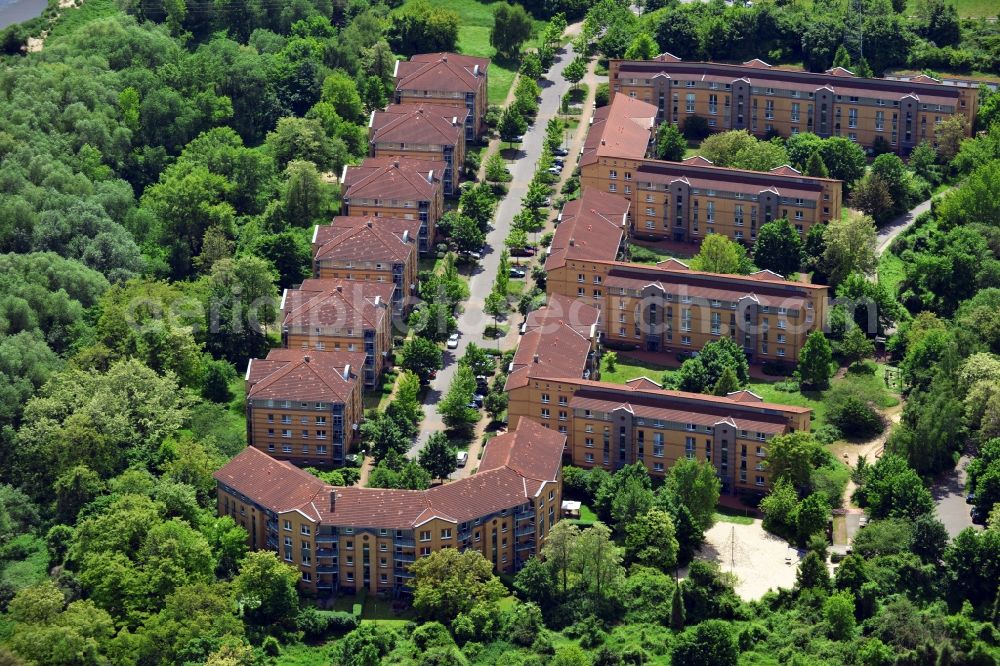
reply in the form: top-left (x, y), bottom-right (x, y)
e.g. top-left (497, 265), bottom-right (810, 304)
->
top-left (276, 643), bottom-right (336, 666)
top-left (747, 379), bottom-right (828, 430)
top-left (877, 250), bottom-right (906, 297)
top-left (714, 507), bottom-right (755, 525)
top-left (906, 0), bottom-right (997, 16)
top-left (396, 0), bottom-right (547, 105)
top-left (629, 242), bottom-right (693, 264)
top-left (46, 0), bottom-right (117, 42)
top-left (599, 356), bottom-right (674, 385)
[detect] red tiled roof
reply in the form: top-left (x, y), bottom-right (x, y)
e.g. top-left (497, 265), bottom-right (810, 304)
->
top-left (395, 52), bottom-right (489, 95)
top-left (525, 293), bottom-right (601, 338)
top-left (580, 95), bottom-right (657, 167)
top-left (246, 349), bottom-right (365, 403)
top-left (634, 159), bottom-right (837, 197)
top-left (479, 418), bottom-right (565, 482)
top-left (214, 447), bottom-right (328, 514)
top-left (370, 103), bottom-right (467, 146)
top-left (312, 217), bottom-right (415, 264)
top-left (545, 190), bottom-right (630, 271)
top-left (214, 419), bottom-right (564, 529)
top-left (342, 156), bottom-right (445, 202)
top-left (625, 376), bottom-right (662, 390)
top-left (614, 59), bottom-right (963, 106)
top-left (504, 321), bottom-right (593, 391)
top-left (282, 280), bottom-right (394, 331)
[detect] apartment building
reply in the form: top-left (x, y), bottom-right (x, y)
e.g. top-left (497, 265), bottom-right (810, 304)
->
top-left (369, 104), bottom-right (468, 196)
top-left (547, 251), bottom-right (828, 363)
top-left (609, 55), bottom-right (977, 154)
top-left (506, 359), bottom-right (810, 494)
top-left (280, 279), bottom-right (394, 388)
top-left (394, 52), bottom-right (489, 141)
top-left (524, 293), bottom-right (602, 342)
top-left (545, 189), bottom-right (631, 274)
top-left (341, 156), bottom-right (445, 254)
top-left (312, 216), bottom-right (419, 315)
top-left (580, 97), bottom-right (842, 244)
top-left (245, 349), bottom-right (364, 467)
top-left (214, 418), bottom-right (564, 597)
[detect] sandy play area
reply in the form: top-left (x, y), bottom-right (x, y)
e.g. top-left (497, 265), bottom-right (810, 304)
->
top-left (694, 519), bottom-right (801, 600)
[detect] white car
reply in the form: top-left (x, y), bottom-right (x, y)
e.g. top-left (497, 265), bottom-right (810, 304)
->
top-left (446, 333), bottom-right (460, 349)
top-left (456, 451), bottom-right (469, 467)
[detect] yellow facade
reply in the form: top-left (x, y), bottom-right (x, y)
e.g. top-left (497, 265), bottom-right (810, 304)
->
top-left (608, 59), bottom-right (978, 155)
top-left (217, 478), bottom-right (561, 597)
top-left (579, 156), bottom-right (841, 244)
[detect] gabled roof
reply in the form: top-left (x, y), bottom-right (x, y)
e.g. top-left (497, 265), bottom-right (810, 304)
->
top-left (246, 348), bottom-right (365, 403)
top-left (370, 103), bottom-right (467, 146)
top-left (769, 164), bottom-right (802, 176)
top-left (313, 217), bottom-right (416, 265)
top-left (282, 280), bottom-right (394, 331)
top-left (580, 95), bottom-right (657, 167)
top-left (504, 321), bottom-right (593, 391)
top-left (625, 376), bottom-right (663, 390)
top-left (479, 418), bottom-right (565, 483)
top-left (342, 156), bottom-right (445, 202)
top-left (524, 293), bottom-right (601, 338)
top-left (545, 189), bottom-right (630, 271)
top-left (214, 418), bottom-right (565, 530)
top-left (395, 52), bottom-right (489, 95)
top-left (682, 155), bottom-right (714, 167)
top-left (742, 58), bottom-right (772, 69)
top-left (825, 66), bottom-right (857, 77)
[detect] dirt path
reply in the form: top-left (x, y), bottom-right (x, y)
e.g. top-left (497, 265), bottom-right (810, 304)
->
top-left (25, 0), bottom-right (81, 52)
top-left (828, 404), bottom-right (903, 508)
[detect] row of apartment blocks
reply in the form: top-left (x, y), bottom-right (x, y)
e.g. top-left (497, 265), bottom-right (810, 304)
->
top-left (579, 94), bottom-right (844, 244)
top-left (545, 189), bottom-right (829, 362)
top-left (507, 287), bottom-right (812, 493)
top-left (608, 55), bottom-right (978, 155)
top-left (215, 418), bottom-right (564, 597)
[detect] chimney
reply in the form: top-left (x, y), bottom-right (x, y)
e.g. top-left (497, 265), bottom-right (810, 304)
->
top-left (342, 364), bottom-right (351, 380)
top-left (374, 295), bottom-right (382, 307)
top-left (452, 116), bottom-right (458, 126)
top-left (600, 139), bottom-right (606, 145)
top-left (569, 238), bottom-right (575, 247)
top-left (367, 219), bottom-right (373, 228)
top-left (402, 229), bottom-right (410, 243)
top-left (336, 285), bottom-right (343, 293)
top-left (442, 55), bottom-right (448, 62)
top-left (533, 353), bottom-right (539, 363)
top-left (474, 64), bottom-right (480, 76)
top-left (303, 355), bottom-right (311, 363)
top-left (329, 491), bottom-right (336, 512)
top-left (393, 159), bottom-right (400, 168)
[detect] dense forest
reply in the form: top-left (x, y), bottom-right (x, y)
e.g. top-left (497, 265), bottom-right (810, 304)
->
top-left (0, 0), bottom-right (998, 664)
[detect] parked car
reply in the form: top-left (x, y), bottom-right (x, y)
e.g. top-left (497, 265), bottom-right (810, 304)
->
top-left (966, 492), bottom-right (976, 504)
top-left (509, 267), bottom-right (526, 278)
top-left (542, 196), bottom-right (552, 207)
top-left (513, 135), bottom-right (525, 143)
top-left (456, 451), bottom-right (469, 467)
top-left (553, 157), bottom-right (565, 167)
top-left (510, 247), bottom-right (536, 257)
top-left (554, 146), bottom-right (569, 157)
top-left (447, 333), bottom-right (460, 349)
top-left (475, 375), bottom-right (489, 391)
top-left (546, 166), bottom-right (561, 175)
top-left (971, 506), bottom-right (986, 524)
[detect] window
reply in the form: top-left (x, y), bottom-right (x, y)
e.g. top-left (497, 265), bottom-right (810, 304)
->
top-left (440, 529), bottom-right (452, 539)
top-left (283, 520), bottom-right (292, 531)
top-left (540, 393), bottom-right (550, 404)
top-left (419, 530), bottom-right (431, 542)
top-left (848, 108), bottom-right (858, 128)
top-left (609, 183), bottom-right (617, 192)
top-left (875, 110), bottom-right (884, 131)
top-left (709, 94), bottom-right (717, 115)
top-left (755, 475), bottom-right (766, 487)
top-left (609, 169), bottom-right (617, 180)
top-left (541, 408), bottom-right (550, 419)
top-left (790, 102), bottom-right (800, 122)
top-left (686, 93), bottom-right (695, 113)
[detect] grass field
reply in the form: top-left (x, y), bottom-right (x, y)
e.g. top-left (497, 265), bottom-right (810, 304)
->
top-left (599, 356), bottom-right (674, 385)
top-left (396, 0), bottom-right (547, 105)
top-left (906, 0), bottom-right (998, 17)
top-left (45, 0), bottom-right (116, 42)
top-left (714, 507), bottom-right (756, 524)
top-left (877, 250), bottom-right (906, 296)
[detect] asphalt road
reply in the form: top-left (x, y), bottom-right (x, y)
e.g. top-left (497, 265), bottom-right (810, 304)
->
top-left (933, 455), bottom-right (981, 539)
top-left (875, 196), bottom-right (935, 254)
top-left (408, 43), bottom-right (582, 456)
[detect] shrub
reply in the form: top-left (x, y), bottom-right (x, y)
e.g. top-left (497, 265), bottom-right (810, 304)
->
top-left (762, 361), bottom-right (795, 376)
top-left (682, 115), bottom-right (710, 140)
top-left (826, 383), bottom-right (884, 439)
top-left (595, 83), bottom-right (610, 107)
top-left (262, 636), bottom-right (281, 656)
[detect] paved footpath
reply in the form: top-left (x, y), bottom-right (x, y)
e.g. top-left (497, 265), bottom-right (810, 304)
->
top-left (409, 42), bottom-right (587, 457)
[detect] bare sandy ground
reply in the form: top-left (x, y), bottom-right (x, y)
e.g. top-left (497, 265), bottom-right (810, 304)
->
top-left (693, 519), bottom-right (801, 600)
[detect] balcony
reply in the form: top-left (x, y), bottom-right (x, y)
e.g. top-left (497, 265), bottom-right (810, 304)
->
top-left (266, 519), bottom-right (278, 531)
top-left (266, 538), bottom-right (277, 550)
top-left (395, 552), bottom-right (416, 563)
top-left (515, 523), bottom-right (536, 538)
top-left (316, 548), bottom-right (337, 557)
top-left (514, 509), bottom-right (535, 521)
top-left (394, 568), bottom-right (415, 578)
top-left (394, 537), bottom-right (415, 548)
top-left (317, 566), bottom-right (339, 574)
top-left (315, 533), bottom-right (338, 543)
top-left (515, 539), bottom-right (536, 552)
